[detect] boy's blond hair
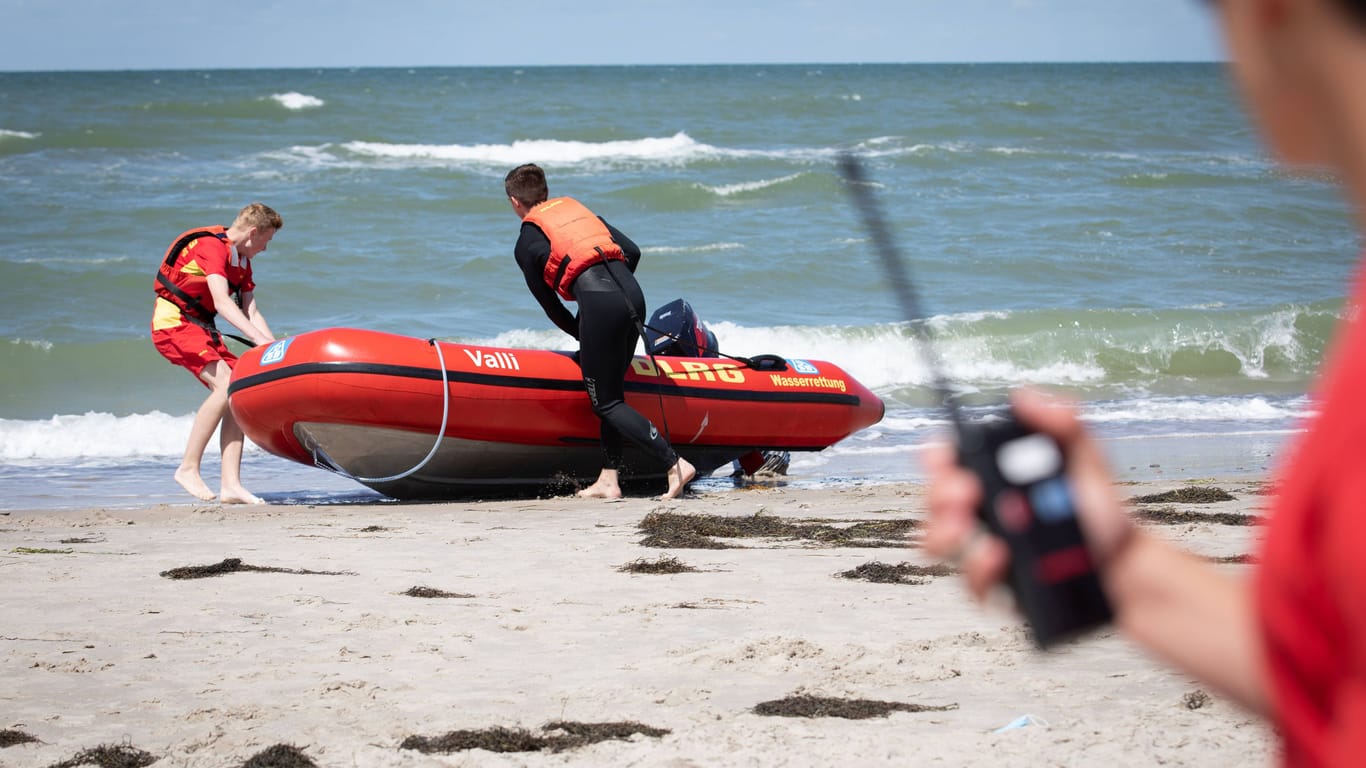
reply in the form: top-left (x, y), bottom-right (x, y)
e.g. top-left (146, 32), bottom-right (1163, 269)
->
top-left (234, 202), bottom-right (283, 231)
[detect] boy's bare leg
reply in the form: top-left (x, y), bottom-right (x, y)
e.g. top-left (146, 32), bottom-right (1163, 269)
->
top-left (217, 410), bottom-right (263, 505)
top-left (174, 362), bottom-right (229, 501)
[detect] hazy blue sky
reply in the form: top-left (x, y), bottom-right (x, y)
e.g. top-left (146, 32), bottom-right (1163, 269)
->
top-left (1, 0), bottom-right (1222, 72)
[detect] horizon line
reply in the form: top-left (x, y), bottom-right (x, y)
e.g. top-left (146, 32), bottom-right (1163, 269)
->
top-left (0, 59), bottom-right (1227, 76)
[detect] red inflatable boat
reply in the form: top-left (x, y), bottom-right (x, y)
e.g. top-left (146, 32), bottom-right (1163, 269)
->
top-left (228, 326), bottom-right (884, 499)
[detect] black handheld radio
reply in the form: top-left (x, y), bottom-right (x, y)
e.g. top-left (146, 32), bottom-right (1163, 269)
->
top-left (838, 152), bottom-right (1112, 647)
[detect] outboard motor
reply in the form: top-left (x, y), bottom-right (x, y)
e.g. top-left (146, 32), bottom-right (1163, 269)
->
top-left (646, 298), bottom-right (718, 358)
top-left (646, 298), bottom-right (790, 479)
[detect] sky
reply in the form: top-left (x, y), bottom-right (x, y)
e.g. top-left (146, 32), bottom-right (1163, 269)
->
top-left (0, 0), bottom-right (1222, 72)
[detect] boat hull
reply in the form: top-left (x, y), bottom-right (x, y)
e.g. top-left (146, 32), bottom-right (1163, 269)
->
top-left (228, 328), bottom-right (884, 499)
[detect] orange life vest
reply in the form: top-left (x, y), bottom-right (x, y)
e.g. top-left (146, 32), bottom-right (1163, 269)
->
top-left (523, 197), bottom-right (625, 301)
top-left (153, 225), bottom-right (241, 328)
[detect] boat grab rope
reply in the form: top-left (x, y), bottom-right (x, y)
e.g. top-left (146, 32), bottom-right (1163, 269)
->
top-left (323, 338), bottom-right (451, 484)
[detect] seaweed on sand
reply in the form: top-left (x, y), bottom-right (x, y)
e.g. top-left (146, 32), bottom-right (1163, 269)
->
top-left (753, 695), bottom-right (957, 719)
top-left (158, 558), bottom-right (350, 580)
top-left (617, 555), bottom-right (699, 574)
top-left (45, 743), bottom-right (157, 768)
top-left (638, 511), bottom-right (917, 549)
top-left (399, 721), bottom-right (669, 754)
top-left (837, 561), bottom-right (956, 584)
top-left (1130, 486), bottom-right (1235, 504)
top-left (240, 743), bottom-right (318, 767)
top-left (0, 729), bottom-right (39, 747)
top-left (403, 586), bottom-right (475, 598)
top-left (1135, 508), bottom-right (1259, 526)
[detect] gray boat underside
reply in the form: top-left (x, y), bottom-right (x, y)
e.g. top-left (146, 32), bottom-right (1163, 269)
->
top-left (294, 422), bottom-right (751, 500)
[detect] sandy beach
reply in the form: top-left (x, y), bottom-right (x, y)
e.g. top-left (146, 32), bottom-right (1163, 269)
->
top-left (1, 477), bottom-right (1275, 767)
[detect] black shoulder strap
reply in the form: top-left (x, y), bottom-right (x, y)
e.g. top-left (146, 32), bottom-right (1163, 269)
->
top-left (153, 271), bottom-right (254, 347)
top-left (155, 270), bottom-right (217, 325)
top-left (162, 229), bottom-right (226, 268)
top-left (155, 229), bottom-right (255, 347)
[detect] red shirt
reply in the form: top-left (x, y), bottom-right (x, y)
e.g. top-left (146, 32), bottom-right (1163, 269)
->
top-left (1258, 266), bottom-right (1366, 767)
top-left (152, 227), bottom-right (254, 329)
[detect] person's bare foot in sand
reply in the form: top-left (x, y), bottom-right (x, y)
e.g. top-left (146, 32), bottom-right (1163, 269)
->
top-left (219, 485), bottom-right (265, 505)
top-left (174, 465), bottom-right (216, 501)
top-left (578, 468), bottom-right (623, 499)
top-left (661, 457), bottom-right (696, 500)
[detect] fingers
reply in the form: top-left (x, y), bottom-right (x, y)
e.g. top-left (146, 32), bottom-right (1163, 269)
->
top-left (1009, 387), bottom-right (1133, 566)
top-left (920, 437), bottom-right (1009, 600)
top-left (921, 443), bottom-right (979, 560)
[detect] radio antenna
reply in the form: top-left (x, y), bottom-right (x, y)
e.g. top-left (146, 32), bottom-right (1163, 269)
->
top-left (837, 151), bottom-right (963, 430)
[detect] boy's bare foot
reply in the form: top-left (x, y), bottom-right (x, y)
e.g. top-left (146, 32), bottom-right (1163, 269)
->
top-left (661, 457), bottom-right (696, 500)
top-left (219, 486), bottom-right (265, 505)
top-left (174, 466), bottom-right (216, 501)
top-left (577, 480), bottom-right (623, 499)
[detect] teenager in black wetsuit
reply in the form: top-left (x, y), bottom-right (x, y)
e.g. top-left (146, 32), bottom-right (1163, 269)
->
top-left (504, 163), bottom-right (695, 500)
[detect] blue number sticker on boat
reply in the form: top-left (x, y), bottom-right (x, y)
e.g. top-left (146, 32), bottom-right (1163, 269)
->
top-left (259, 338), bottom-right (293, 366)
top-left (789, 359), bottom-right (819, 375)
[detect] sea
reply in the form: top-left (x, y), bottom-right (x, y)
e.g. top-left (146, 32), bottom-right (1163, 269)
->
top-left (1, 63), bottom-right (1358, 511)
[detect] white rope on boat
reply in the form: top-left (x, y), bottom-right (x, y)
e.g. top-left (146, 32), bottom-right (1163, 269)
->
top-left (333, 338), bottom-right (451, 485)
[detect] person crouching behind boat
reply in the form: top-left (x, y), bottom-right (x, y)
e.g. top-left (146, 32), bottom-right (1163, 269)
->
top-left (504, 163), bottom-right (696, 500)
top-left (150, 202), bottom-right (281, 504)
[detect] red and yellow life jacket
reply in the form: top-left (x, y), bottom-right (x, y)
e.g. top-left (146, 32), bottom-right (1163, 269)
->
top-left (523, 197), bottom-right (624, 301)
top-left (152, 225), bottom-right (243, 331)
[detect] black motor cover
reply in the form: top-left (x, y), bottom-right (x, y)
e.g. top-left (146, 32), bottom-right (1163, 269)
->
top-left (646, 298), bottom-right (718, 357)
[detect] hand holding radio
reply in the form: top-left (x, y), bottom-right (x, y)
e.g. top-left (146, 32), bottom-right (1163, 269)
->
top-left (922, 388), bottom-right (1134, 645)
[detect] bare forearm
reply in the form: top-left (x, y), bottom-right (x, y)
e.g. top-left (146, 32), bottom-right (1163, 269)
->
top-left (207, 279), bottom-right (272, 345)
top-left (1107, 529), bottom-right (1270, 714)
top-left (246, 303), bottom-right (274, 341)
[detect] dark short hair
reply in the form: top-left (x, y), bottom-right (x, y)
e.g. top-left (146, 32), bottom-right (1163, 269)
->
top-left (504, 163), bottom-right (548, 207)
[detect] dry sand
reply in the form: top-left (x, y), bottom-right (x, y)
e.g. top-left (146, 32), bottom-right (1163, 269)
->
top-left (0, 478), bottom-right (1275, 767)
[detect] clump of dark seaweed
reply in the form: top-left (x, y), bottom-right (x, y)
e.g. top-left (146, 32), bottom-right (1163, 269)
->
top-left (837, 561), bottom-right (956, 584)
top-left (1135, 508), bottom-right (1259, 526)
top-left (1183, 690), bottom-right (1212, 710)
top-left (401, 726), bottom-right (544, 754)
top-left (638, 511), bottom-right (916, 549)
top-left (0, 729), bottom-right (39, 747)
top-left (46, 743), bottom-right (158, 768)
top-left (403, 586), bottom-right (475, 599)
top-left (239, 743), bottom-right (318, 767)
top-left (399, 721), bottom-right (669, 754)
top-left (58, 536), bottom-right (103, 544)
top-left (639, 529), bottom-right (732, 550)
top-left (1130, 486), bottom-right (1235, 504)
top-left (1209, 553), bottom-right (1255, 564)
top-left (158, 558), bottom-right (350, 580)
top-left (357, 525), bottom-right (389, 533)
top-left (544, 721), bottom-right (670, 741)
top-left (753, 695), bottom-right (957, 720)
top-left (618, 555), bottom-right (699, 574)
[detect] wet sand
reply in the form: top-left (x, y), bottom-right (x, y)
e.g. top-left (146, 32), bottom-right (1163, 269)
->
top-left (0, 478), bottom-right (1274, 767)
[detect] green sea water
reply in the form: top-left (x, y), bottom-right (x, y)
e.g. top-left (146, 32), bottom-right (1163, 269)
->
top-left (0, 63), bottom-right (1356, 507)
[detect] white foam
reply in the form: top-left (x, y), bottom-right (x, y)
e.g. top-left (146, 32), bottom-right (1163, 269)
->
top-left (9, 338), bottom-right (54, 352)
top-left (0, 128), bottom-right (39, 140)
top-left (705, 173), bottom-right (805, 196)
top-left (0, 411), bottom-right (197, 460)
top-left (1082, 396), bottom-right (1312, 425)
top-left (644, 243), bottom-right (746, 256)
top-left (270, 92), bottom-right (324, 110)
top-left (341, 131), bottom-right (715, 167)
top-left (269, 133), bottom-right (968, 172)
top-left (700, 319), bottom-right (1104, 391)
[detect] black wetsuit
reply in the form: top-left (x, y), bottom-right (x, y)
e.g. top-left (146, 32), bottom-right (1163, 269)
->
top-left (514, 217), bottom-right (678, 472)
